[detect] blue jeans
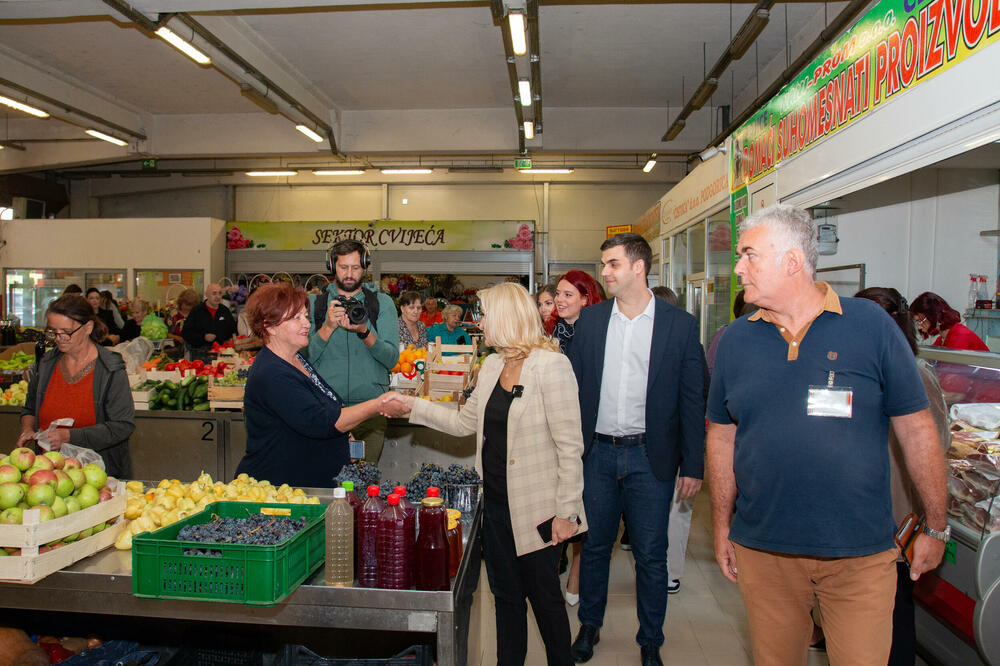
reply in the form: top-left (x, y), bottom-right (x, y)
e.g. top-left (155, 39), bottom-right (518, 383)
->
top-left (578, 438), bottom-right (675, 647)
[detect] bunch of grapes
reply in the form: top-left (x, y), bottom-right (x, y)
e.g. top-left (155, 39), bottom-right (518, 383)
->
top-left (333, 461), bottom-right (381, 489)
top-left (405, 463), bottom-right (445, 501)
top-left (378, 479), bottom-right (400, 498)
top-left (178, 514), bottom-right (308, 550)
top-left (444, 463), bottom-right (481, 486)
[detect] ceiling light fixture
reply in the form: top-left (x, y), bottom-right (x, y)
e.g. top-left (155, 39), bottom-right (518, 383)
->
top-left (381, 168), bottom-right (433, 175)
top-left (523, 121), bottom-right (535, 140)
top-left (0, 94), bottom-right (49, 118)
top-left (246, 170), bottom-right (297, 177)
top-left (85, 129), bottom-right (128, 147)
top-left (665, 119), bottom-right (686, 141)
top-left (155, 26), bottom-right (212, 65)
top-left (689, 78), bottom-right (718, 110)
top-left (241, 85), bottom-right (279, 114)
top-left (295, 125), bottom-right (325, 143)
top-left (509, 11), bottom-right (528, 56)
top-left (642, 155), bottom-right (657, 173)
top-left (313, 169), bottom-right (366, 175)
top-left (518, 168), bottom-right (574, 174)
top-left (518, 79), bottom-right (532, 107)
top-left (730, 9), bottom-right (770, 59)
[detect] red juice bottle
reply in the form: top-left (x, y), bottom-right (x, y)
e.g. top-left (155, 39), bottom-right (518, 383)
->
top-left (357, 485), bottom-right (384, 588)
top-left (394, 485), bottom-right (416, 556)
top-left (377, 494), bottom-right (411, 589)
top-left (415, 496), bottom-right (450, 591)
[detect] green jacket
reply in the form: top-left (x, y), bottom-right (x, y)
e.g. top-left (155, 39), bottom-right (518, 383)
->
top-left (307, 285), bottom-right (399, 405)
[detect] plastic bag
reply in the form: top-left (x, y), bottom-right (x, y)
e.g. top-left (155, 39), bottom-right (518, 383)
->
top-left (949, 403), bottom-right (1000, 430)
top-left (35, 417), bottom-right (106, 471)
top-left (110, 336), bottom-right (154, 375)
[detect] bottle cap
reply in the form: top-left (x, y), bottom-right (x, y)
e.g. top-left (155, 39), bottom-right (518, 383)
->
top-left (333, 487), bottom-right (346, 499)
top-left (387, 493), bottom-right (400, 505)
top-left (448, 518), bottom-right (458, 531)
top-left (367, 485), bottom-right (379, 497)
top-left (341, 481), bottom-right (354, 491)
top-left (421, 497), bottom-right (444, 507)
top-left (446, 508), bottom-right (461, 521)
top-left (427, 486), bottom-right (440, 497)
top-left (394, 486), bottom-right (407, 496)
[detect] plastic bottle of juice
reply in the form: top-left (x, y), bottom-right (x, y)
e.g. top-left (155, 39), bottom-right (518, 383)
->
top-left (325, 487), bottom-right (354, 587)
top-left (377, 494), bottom-right (411, 589)
top-left (415, 496), bottom-right (450, 590)
top-left (393, 485), bottom-right (416, 554)
top-left (341, 481), bottom-right (364, 570)
top-left (357, 485), bottom-right (384, 588)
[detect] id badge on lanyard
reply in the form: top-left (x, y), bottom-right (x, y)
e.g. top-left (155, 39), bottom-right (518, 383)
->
top-left (807, 371), bottom-right (853, 418)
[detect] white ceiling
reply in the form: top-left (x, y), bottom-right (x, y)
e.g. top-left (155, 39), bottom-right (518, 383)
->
top-left (0, 0), bottom-right (854, 181)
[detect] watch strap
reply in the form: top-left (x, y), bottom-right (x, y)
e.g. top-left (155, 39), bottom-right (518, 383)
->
top-left (356, 329), bottom-right (371, 340)
top-left (922, 524), bottom-right (951, 542)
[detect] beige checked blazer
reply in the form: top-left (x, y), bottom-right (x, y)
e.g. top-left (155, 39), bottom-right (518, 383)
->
top-left (410, 348), bottom-right (587, 556)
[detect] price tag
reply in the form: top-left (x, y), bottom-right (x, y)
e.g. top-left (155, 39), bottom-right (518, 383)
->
top-left (260, 507), bottom-right (292, 516)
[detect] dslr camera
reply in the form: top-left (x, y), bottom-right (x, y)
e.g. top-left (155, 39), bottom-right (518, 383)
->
top-left (333, 295), bottom-right (368, 325)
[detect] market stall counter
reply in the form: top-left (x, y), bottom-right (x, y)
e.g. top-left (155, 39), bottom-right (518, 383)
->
top-left (0, 488), bottom-right (484, 666)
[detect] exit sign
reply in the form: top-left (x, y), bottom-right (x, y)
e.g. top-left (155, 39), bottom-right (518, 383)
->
top-left (514, 158), bottom-right (532, 169)
top-left (606, 224), bottom-right (632, 238)
top-left (141, 158), bottom-right (157, 170)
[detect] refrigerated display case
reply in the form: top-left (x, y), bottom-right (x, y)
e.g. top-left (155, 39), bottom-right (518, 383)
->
top-left (4, 268), bottom-right (125, 326)
top-left (915, 347), bottom-right (1000, 666)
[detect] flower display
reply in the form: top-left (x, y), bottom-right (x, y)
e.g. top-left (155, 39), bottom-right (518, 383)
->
top-left (503, 223), bottom-right (534, 250)
top-left (227, 225), bottom-right (253, 249)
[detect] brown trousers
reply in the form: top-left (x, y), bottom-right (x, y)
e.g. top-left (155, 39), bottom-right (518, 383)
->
top-left (733, 543), bottom-right (898, 666)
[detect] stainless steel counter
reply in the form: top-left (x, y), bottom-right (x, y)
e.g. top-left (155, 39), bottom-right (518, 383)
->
top-left (0, 496), bottom-right (483, 666)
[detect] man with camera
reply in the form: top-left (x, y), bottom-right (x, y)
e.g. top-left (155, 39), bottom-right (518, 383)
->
top-left (308, 239), bottom-right (399, 463)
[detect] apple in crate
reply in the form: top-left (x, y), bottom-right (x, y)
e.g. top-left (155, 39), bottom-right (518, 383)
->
top-left (0, 464), bottom-right (20, 485)
top-left (62, 458), bottom-right (82, 470)
top-left (53, 471), bottom-right (74, 498)
top-left (65, 468), bottom-right (85, 490)
top-left (26, 484), bottom-right (55, 507)
top-left (63, 497), bottom-right (81, 514)
top-left (30, 505), bottom-right (55, 522)
top-left (27, 469), bottom-right (57, 489)
top-left (31, 456), bottom-right (54, 472)
top-left (76, 484), bottom-right (99, 509)
top-left (42, 451), bottom-right (65, 470)
top-left (1, 507), bottom-right (23, 524)
top-left (8, 448), bottom-right (35, 472)
top-left (0, 482), bottom-right (25, 510)
top-left (82, 464), bottom-right (107, 489)
top-left (51, 496), bottom-right (67, 518)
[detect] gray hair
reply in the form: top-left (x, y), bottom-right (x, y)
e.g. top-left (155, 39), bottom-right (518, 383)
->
top-left (740, 204), bottom-right (818, 272)
top-left (442, 304), bottom-right (463, 318)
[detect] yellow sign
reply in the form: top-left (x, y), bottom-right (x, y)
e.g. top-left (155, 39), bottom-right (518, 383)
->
top-left (259, 507), bottom-right (292, 516)
top-left (606, 224), bottom-right (633, 238)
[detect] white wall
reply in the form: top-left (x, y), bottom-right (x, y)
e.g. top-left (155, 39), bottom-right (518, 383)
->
top-left (818, 168), bottom-right (1000, 311)
top-left (100, 186), bottom-right (232, 220)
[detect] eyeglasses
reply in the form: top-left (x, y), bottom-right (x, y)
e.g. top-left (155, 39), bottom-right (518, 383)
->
top-left (44, 323), bottom-right (85, 342)
top-left (913, 314), bottom-right (929, 326)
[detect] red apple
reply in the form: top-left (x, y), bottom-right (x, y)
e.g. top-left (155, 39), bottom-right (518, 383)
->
top-left (0, 464), bottom-right (20, 485)
top-left (65, 468), bottom-right (85, 490)
top-left (62, 457), bottom-right (82, 470)
top-left (31, 455), bottom-right (54, 471)
top-left (98, 488), bottom-right (112, 503)
top-left (53, 470), bottom-right (74, 498)
top-left (42, 451), bottom-right (65, 470)
top-left (27, 468), bottom-right (57, 488)
top-left (0, 482), bottom-right (25, 510)
top-left (8, 447), bottom-right (35, 472)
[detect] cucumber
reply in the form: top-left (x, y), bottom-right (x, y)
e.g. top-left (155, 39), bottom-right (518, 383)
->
top-left (180, 374), bottom-right (196, 387)
top-left (163, 380), bottom-right (178, 391)
top-left (192, 402), bottom-right (211, 411)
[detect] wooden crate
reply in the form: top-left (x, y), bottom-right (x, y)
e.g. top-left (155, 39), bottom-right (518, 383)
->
top-left (0, 484), bottom-right (126, 583)
top-left (207, 376), bottom-right (245, 402)
top-left (425, 343), bottom-right (475, 394)
top-left (145, 370), bottom-right (182, 383)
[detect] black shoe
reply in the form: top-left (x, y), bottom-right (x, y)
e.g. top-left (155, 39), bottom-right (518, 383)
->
top-left (667, 579), bottom-right (680, 595)
top-left (571, 624), bottom-right (600, 663)
top-left (640, 645), bottom-right (663, 666)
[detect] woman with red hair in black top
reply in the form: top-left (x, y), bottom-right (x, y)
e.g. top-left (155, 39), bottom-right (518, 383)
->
top-left (547, 271), bottom-right (605, 355)
top-left (910, 291), bottom-right (989, 351)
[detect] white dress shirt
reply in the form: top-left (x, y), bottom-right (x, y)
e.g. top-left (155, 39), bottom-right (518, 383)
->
top-left (595, 290), bottom-right (655, 436)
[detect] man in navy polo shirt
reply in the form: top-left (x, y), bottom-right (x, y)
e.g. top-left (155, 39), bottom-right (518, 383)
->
top-left (707, 204), bottom-right (947, 666)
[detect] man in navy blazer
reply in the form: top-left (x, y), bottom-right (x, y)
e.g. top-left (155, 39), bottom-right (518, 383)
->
top-left (567, 233), bottom-right (705, 666)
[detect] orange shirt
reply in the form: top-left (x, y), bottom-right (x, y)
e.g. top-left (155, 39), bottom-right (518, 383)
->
top-left (38, 365), bottom-right (96, 431)
top-left (419, 310), bottom-right (443, 326)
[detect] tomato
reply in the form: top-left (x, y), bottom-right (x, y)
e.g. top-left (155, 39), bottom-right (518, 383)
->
top-left (193, 360), bottom-right (204, 370)
top-left (165, 363), bottom-right (176, 371)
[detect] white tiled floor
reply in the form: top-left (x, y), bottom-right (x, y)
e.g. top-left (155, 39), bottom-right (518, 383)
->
top-left (477, 491), bottom-right (837, 666)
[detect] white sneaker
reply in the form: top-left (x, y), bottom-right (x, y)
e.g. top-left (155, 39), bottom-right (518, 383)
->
top-left (565, 590), bottom-right (580, 606)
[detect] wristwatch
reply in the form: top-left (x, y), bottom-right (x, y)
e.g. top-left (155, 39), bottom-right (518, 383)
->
top-left (923, 523), bottom-right (951, 542)
top-left (561, 513), bottom-right (579, 525)
top-left (356, 328), bottom-right (371, 340)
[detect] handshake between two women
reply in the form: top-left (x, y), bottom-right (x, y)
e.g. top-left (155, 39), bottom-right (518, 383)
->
top-left (377, 392), bottom-right (415, 418)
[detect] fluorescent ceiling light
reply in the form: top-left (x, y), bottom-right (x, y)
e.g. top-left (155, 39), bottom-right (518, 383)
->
top-left (523, 121), bottom-right (535, 139)
top-left (690, 78), bottom-right (718, 110)
top-left (295, 124), bottom-right (325, 143)
top-left (85, 129), bottom-right (128, 147)
top-left (0, 94), bottom-right (49, 118)
top-left (643, 155), bottom-right (657, 173)
top-left (246, 170), bottom-right (297, 177)
top-left (664, 118), bottom-right (686, 141)
top-left (518, 79), bottom-right (532, 107)
top-left (313, 169), bottom-right (366, 175)
top-left (381, 168), bottom-right (433, 174)
top-left (518, 168), bottom-right (574, 174)
top-left (731, 9), bottom-right (770, 59)
top-left (241, 84), bottom-right (279, 114)
top-left (509, 11), bottom-right (527, 56)
top-left (155, 26), bottom-right (211, 65)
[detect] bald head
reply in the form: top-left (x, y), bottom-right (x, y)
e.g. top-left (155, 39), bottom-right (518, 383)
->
top-left (205, 283), bottom-right (223, 308)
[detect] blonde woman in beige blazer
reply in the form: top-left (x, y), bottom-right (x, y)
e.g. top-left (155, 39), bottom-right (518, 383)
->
top-left (386, 282), bottom-right (586, 666)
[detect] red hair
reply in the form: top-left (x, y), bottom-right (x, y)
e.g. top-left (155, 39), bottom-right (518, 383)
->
top-left (910, 291), bottom-right (960, 336)
top-left (246, 283), bottom-right (309, 342)
top-left (544, 270), bottom-right (605, 333)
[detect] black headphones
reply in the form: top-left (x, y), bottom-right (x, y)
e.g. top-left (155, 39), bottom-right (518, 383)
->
top-left (326, 239), bottom-right (372, 273)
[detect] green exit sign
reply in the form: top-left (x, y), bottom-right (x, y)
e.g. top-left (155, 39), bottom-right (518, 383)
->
top-left (141, 158), bottom-right (157, 170)
top-left (515, 158), bottom-right (532, 169)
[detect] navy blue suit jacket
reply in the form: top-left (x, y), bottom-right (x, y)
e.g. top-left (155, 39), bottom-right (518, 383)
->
top-left (567, 297), bottom-right (706, 482)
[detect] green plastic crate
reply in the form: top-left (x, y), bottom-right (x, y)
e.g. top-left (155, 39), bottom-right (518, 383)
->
top-left (132, 502), bottom-right (326, 606)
